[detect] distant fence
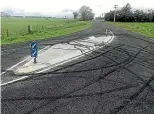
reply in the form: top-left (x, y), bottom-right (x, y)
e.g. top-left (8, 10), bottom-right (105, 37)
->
top-left (1, 24), bottom-right (65, 38)
top-left (1, 20), bottom-right (77, 38)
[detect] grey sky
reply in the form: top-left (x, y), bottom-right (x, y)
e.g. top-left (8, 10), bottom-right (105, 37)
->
top-left (1, 0), bottom-right (154, 16)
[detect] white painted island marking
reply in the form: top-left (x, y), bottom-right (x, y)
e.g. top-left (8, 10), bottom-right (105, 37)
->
top-left (0, 46), bottom-right (51, 76)
top-left (1, 33), bottom-right (115, 86)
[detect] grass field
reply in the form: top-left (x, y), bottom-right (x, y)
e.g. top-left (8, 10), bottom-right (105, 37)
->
top-left (1, 17), bottom-right (91, 45)
top-left (106, 22), bottom-right (154, 38)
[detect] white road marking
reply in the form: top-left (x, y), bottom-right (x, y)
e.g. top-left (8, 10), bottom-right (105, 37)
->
top-left (1, 33), bottom-right (115, 86)
top-left (1, 76), bottom-right (29, 86)
top-left (0, 46), bottom-right (50, 76)
top-left (37, 53), bottom-right (86, 73)
top-left (106, 30), bottom-right (114, 44)
top-left (38, 33), bottom-right (114, 73)
top-left (87, 29), bottom-right (92, 33)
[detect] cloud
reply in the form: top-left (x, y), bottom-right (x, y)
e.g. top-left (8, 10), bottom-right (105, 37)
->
top-left (2, 8), bottom-right (25, 16)
top-left (61, 9), bottom-right (74, 12)
top-left (1, 8), bottom-right (74, 18)
top-left (96, 4), bottom-right (104, 8)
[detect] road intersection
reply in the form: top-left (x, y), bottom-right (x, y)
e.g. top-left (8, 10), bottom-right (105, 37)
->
top-left (1, 20), bottom-right (154, 114)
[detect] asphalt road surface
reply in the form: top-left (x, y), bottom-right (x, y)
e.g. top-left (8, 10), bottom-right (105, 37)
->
top-left (1, 20), bottom-right (154, 114)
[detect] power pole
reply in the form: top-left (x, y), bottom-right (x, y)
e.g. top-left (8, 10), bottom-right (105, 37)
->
top-left (114, 5), bottom-right (118, 22)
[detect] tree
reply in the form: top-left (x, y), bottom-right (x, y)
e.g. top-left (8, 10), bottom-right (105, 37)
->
top-left (147, 9), bottom-right (154, 22)
top-left (104, 3), bottom-right (154, 22)
top-left (73, 12), bottom-right (78, 19)
top-left (79, 5), bottom-right (95, 20)
top-left (152, 10), bottom-right (154, 22)
top-left (120, 3), bottom-right (133, 22)
top-left (134, 10), bottom-right (144, 22)
top-left (105, 10), bottom-right (115, 21)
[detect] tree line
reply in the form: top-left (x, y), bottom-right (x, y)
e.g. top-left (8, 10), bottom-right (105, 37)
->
top-left (73, 5), bottom-right (95, 21)
top-left (105, 3), bottom-right (154, 22)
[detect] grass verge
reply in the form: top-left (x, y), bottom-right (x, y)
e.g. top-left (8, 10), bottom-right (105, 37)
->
top-left (1, 18), bottom-right (91, 45)
top-left (106, 22), bottom-right (154, 38)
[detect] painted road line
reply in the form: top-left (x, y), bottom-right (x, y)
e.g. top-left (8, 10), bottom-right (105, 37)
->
top-left (1, 46), bottom-right (91, 86)
top-left (38, 34), bottom-right (115, 73)
top-left (1, 76), bottom-right (29, 86)
top-left (87, 29), bottom-right (92, 33)
top-left (1, 33), bottom-right (115, 86)
top-left (37, 51), bottom-right (87, 73)
top-left (0, 46), bottom-right (51, 76)
top-left (106, 30), bottom-right (114, 45)
top-left (83, 28), bottom-right (92, 33)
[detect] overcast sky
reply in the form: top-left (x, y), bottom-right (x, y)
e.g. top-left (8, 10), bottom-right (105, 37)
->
top-left (1, 0), bottom-right (154, 16)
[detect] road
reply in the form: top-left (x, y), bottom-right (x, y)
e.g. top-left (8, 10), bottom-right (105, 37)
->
top-left (1, 20), bottom-right (154, 114)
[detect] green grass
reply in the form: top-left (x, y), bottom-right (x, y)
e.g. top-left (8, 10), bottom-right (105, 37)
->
top-left (1, 17), bottom-right (92, 45)
top-left (106, 22), bottom-right (154, 38)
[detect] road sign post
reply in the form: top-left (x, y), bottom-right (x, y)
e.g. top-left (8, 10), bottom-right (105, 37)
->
top-left (34, 57), bottom-right (37, 63)
top-left (31, 42), bottom-right (38, 64)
